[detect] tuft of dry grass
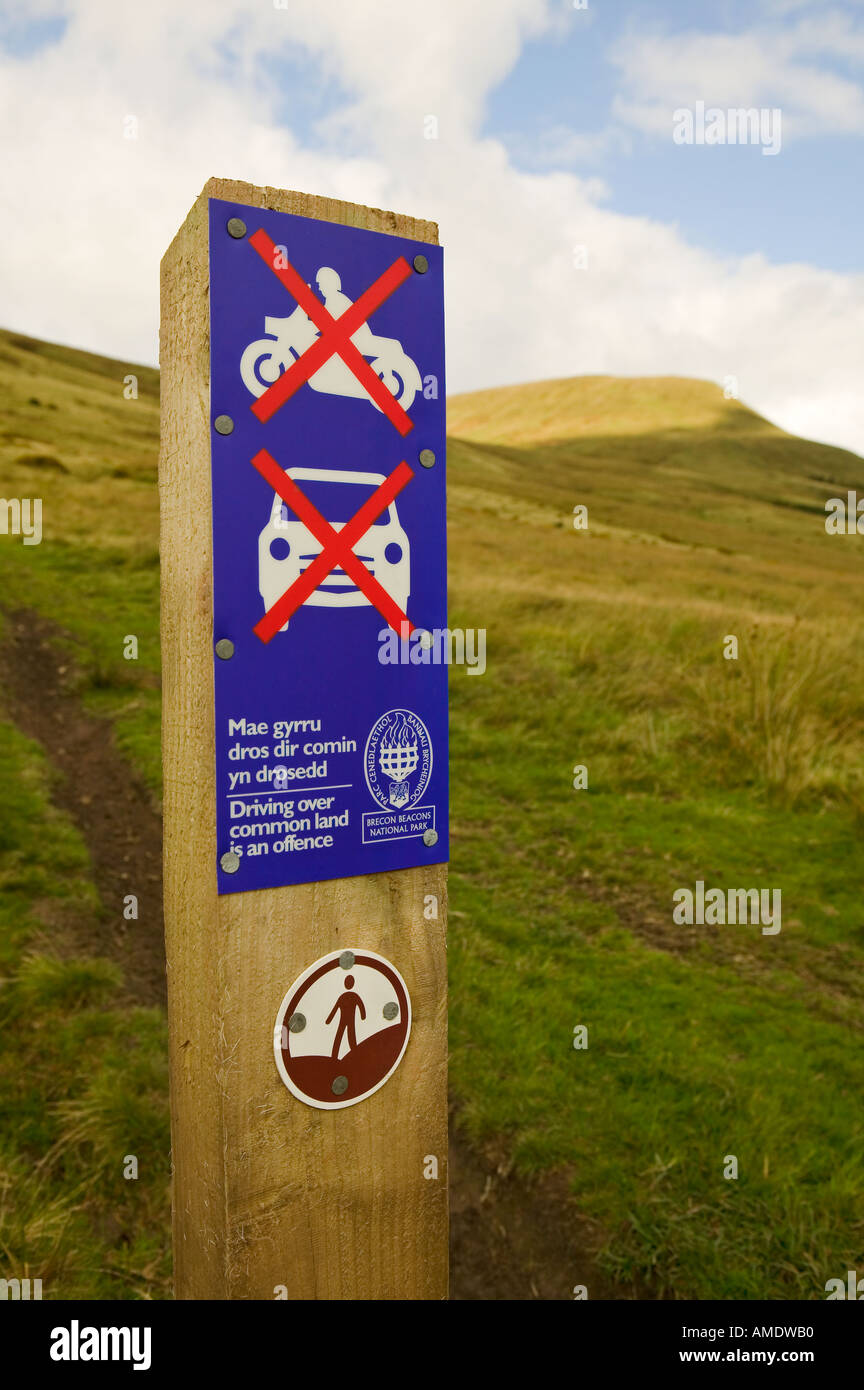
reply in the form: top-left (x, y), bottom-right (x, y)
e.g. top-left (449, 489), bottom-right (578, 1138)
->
top-left (683, 624), bottom-right (864, 805)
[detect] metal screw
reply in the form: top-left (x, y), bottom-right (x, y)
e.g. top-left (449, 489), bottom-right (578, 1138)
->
top-left (413, 254), bottom-right (429, 274)
top-left (383, 1002), bottom-right (399, 1021)
top-left (339, 950), bottom-right (355, 970)
top-left (214, 414), bottom-right (234, 435)
top-left (215, 638), bottom-right (235, 660)
top-left (220, 850), bottom-right (240, 874)
top-left (419, 449), bottom-right (436, 469)
top-left (423, 829), bottom-right (438, 847)
top-left (227, 217), bottom-right (247, 239)
top-left (288, 1012), bottom-right (306, 1034)
top-left (331, 1075), bottom-right (349, 1096)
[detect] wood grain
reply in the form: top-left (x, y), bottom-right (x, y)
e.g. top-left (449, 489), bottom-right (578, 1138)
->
top-left (159, 178), bottom-right (447, 1300)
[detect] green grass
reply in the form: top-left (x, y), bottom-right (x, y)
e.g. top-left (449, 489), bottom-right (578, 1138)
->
top-left (444, 379), bottom-right (864, 1296)
top-left (1, 330), bottom-right (863, 1297)
top-left (0, 719), bottom-right (170, 1299)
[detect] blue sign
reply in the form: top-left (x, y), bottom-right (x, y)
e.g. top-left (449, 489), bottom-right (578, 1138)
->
top-left (208, 197), bottom-right (448, 894)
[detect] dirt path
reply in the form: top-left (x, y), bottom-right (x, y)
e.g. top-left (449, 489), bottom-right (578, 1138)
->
top-left (0, 608), bottom-right (166, 1007)
top-left (448, 1114), bottom-right (646, 1299)
top-left (0, 606), bottom-right (642, 1300)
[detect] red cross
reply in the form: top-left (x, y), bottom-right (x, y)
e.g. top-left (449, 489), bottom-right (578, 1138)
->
top-left (252, 449), bottom-right (415, 643)
top-left (248, 229), bottom-right (415, 437)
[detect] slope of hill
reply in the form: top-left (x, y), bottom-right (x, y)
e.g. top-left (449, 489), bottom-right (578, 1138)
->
top-left (1, 326), bottom-right (862, 1299)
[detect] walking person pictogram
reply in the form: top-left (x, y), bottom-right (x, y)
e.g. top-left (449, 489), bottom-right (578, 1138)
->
top-left (326, 975), bottom-right (366, 1059)
top-left (275, 948), bottom-right (412, 1109)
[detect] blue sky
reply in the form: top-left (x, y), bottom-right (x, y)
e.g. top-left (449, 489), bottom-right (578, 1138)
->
top-left (0, 0), bottom-right (861, 451)
top-left (485, 1), bottom-right (864, 270)
top-left (0, 8), bottom-right (67, 57)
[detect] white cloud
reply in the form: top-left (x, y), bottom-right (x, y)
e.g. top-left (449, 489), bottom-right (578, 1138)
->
top-left (276, 0), bottom-right (556, 146)
top-left (0, 0), bottom-right (861, 456)
top-left (505, 122), bottom-right (633, 168)
top-left (611, 11), bottom-right (864, 140)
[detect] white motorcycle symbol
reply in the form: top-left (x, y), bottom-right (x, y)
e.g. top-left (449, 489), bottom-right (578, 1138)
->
top-left (240, 266), bottom-right (422, 414)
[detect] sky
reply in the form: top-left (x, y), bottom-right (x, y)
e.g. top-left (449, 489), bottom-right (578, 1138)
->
top-left (0, 0), bottom-right (862, 454)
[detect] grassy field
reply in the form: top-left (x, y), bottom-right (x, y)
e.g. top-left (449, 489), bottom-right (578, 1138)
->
top-left (1, 327), bottom-right (862, 1298)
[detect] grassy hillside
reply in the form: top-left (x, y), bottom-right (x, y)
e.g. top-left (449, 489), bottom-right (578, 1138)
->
top-left (446, 376), bottom-right (864, 1297)
top-left (1, 325), bottom-right (862, 1298)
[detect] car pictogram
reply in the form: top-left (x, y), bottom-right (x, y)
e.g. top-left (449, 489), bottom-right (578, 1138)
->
top-left (258, 465), bottom-right (410, 631)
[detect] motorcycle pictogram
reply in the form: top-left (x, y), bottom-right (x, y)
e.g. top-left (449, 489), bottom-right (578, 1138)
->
top-left (240, 265), bottom-right (422, 413)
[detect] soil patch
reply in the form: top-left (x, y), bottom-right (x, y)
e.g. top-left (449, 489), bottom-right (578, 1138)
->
top-left (0, 607), bottom-right (166, 1007)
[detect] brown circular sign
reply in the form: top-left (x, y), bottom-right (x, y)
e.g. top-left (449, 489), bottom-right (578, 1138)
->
top-left (273, 949), bottom-right (411, 1109)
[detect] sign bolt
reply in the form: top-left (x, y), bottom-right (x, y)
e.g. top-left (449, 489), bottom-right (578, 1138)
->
top-left (214, 414), bottom-right (234, 435)
top-left (413, 254), bottom-right (429, 274)
top-left (423, 829), bottom-right (438, 847)
top-left (226, 217), bottom-right (247, 239)
top-left (419, 449), bottom-right (436, 469)
top-left (220, 850), bottom-right (240, 874)
top-left (383, 1002), bottom-right (399, 1021)
top-left (215, 638), bottom-right (235, 660)
top-left (288, 1013), bottom-right (306, 1033)
top-left (339, 950), bottom-right (355, 970)
top-left (331, 1075), bottom-right (349, 1096)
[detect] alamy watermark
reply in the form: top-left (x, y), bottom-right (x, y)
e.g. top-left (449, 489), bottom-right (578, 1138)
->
top-left (825, 1270), bottom-right (864, 1299)
top-left (673, 101), bottom-right (782, 157)
top-left (1, 1276), bottom-right (42, 1299)
top-left (50, 1322), bottom-right (151, 1370)
top-left (673, 881), bottom-right (781, 935)
top-left (377, 624), bottom-right (486, 675)
top-left (0, 497), bottom-right (42, 545)
top-left (825, 492), bottom-right (864, 534)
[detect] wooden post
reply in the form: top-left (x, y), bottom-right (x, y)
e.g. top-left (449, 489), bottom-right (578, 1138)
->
top-left (159, 178), bottom-right (448, 1300)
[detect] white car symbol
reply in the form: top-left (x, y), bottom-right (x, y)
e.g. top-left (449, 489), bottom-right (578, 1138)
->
top-left (258, 466), bottom-right (410, 632)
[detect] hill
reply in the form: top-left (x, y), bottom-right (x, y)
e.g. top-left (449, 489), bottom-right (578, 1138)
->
top-left (1, 326), bottom-right (862, 1298)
